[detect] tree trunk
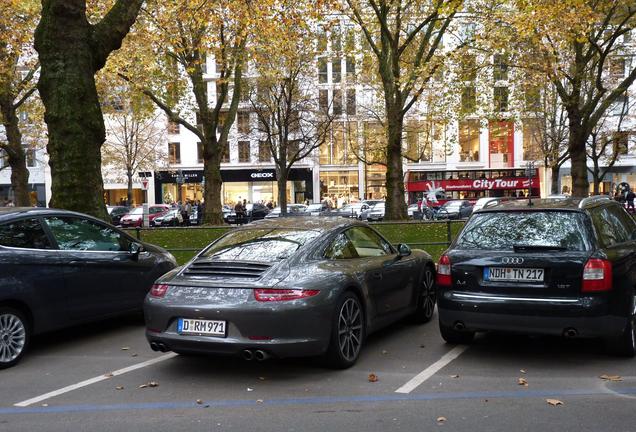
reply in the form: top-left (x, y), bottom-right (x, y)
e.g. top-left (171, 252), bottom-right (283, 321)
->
top-left (566, 116), bottom-right (589, 198)
top-left (384, 108), bottom-right (407, 220)
top-left (277, 168), bottom-right (288, 216)
top-left (203, 146), bottom-right (224, 225)
top-left (550, 165), bottom-right (560, 195)
top-left (34, 0), bottom-right (143, 220)
top-left (0, 99), bottom-right (30, 206)
top-left (126, 170), bottom-right (133, 206)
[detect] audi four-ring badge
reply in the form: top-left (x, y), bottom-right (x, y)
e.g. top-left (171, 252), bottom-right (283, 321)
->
top-left (144, 218), bottom-right (438, 369)
top-left (436, 196), bottom-right (636, 357)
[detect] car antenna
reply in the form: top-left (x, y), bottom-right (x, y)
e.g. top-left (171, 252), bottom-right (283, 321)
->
top-left (525, 162), bottom-right (534, 207)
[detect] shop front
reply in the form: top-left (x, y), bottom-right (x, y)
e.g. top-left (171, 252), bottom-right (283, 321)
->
top-left (154, 167), bottom-right (313, 206)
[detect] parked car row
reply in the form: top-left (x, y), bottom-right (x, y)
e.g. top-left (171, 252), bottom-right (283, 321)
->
top-left (2, 195), bottom-right (634, 370)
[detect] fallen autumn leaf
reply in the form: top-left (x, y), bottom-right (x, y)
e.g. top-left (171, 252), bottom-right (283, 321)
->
top-left (368, 373), bottom-right (379, 382)
top-left (518, 377), bottom-right (528, 386)
top-left (599, 374), bottom-right (623, 382)
top-left (546, 399), bottom-right (563, 406)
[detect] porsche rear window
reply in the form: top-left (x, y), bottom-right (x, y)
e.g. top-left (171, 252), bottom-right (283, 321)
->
top-left (201, 228), bottom-right (321, 262)
top-left (455, 211), bottom-right (591, 251)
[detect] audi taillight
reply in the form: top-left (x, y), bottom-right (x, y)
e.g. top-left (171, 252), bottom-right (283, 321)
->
top-left (254, 289), bottom-right (320, 302)
top-left (582, 259), bottom-right (612, 292)
top-left (436, 254), bottom-right (452, 286)
top-left (150, 284), bottom-right (169, 298)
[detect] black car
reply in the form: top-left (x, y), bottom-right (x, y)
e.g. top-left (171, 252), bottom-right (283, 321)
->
top-left (107, 205), bottom-right (130, 226)
top-left (437, 196), bottom-right (636, 356)
top-left (226, 203), bottom-right (270, 224)
top-left (0, 208), bottom-right (177, 368)
top-left (434, 200), bottom-right (473, 220)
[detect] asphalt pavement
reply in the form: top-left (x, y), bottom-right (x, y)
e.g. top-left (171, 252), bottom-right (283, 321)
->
top-left (1, 312), bottom-right (634, 432)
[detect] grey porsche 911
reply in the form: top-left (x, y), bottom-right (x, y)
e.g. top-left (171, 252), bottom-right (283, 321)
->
top-left (144, 218), bottom-right (437, 368)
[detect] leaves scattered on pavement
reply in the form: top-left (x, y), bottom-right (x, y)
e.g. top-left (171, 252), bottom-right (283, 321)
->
top-left (104, 372), bottom-right (114, 378)
top-left (121, 347), bottom-right (130, 351)
top-left (115, 386), bottom-right (124, 390)
top-left (599, 374), bottom-right (623, 382)
top-left (546, 399), bottom-right (563, 406)
top-left (138, 381), bottom-right (159, 389)
top-left (436, 416), bottom-right (447, 423)
top-left (518, 377), bottom-right (528, 386)
top-left (368, 373), bottom-right (379, 382)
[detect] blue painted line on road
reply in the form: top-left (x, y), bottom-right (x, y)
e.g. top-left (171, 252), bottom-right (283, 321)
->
top-left (2, 387), bottom-right (635, 415)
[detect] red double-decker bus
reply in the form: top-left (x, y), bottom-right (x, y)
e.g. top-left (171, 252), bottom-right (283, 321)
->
top-left (406, 168), bottom-right (540, 204)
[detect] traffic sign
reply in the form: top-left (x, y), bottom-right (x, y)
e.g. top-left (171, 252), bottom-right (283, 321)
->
top-left (141, 178), bottom-right (149, 190)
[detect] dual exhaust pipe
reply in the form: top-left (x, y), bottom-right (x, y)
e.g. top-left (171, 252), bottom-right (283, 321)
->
top-left (242, 349), bottom-right (270, 361)
top-left (150, 341), bottom-right (169, 352)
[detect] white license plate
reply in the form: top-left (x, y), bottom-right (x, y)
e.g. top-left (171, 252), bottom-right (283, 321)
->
top-left (177, 318), bottom-right (226, 336)
top-left (485, 267), bottom-right (544, 282)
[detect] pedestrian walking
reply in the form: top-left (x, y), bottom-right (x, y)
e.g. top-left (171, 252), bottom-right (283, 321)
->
top-left (626, 189), bottom-right (635, 213)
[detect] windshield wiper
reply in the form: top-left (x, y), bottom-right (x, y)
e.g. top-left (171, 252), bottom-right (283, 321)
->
top-left (513, 244), bottom-right (567, 252)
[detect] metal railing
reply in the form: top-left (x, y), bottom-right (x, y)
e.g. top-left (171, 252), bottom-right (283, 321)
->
top-left (126, 219), bottom-right (463, 258)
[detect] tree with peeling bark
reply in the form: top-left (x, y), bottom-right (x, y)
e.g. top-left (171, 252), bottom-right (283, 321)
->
top-left (507, 1), bottom-right (636, 198)
top-left (341, 0), bottom-right (463, 220)
top-left (34, 0), bottom-right (144, 219)
top-left (116, 0), bottom-right (260, 225)
top-left (0, 0), bottom-right (40, 207)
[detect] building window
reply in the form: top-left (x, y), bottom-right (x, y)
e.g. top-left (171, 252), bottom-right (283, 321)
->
top-left (258, 141), bottom-right (272, 162)
top-left (239, 78), bottom-right (251, 103)
top-left (237, 112), bottom-right (250, 135)
top-left (331, 26), bottom-right (342, 52)
top-left (333, 123), bottom-right (345, 164)
top-left (346, 57), bottom-right (356, 81)
top-left (317, 27), bottom-right (328, 52)
top-left (222, 141), bottom-right (230, 163)
top-left (318, 59), bottom-right (328, 84)
top-left (612, 132), bottom-right (629, 155)
top-left (167, 120), bottom-right (179, 134)
top-left (25, 147), bottom-right (36, 167)
top-left (459, 120), bottom-right (480, 162)
top-left (522, 119), bottom-right (542, 161)
top-left (168, 142), bottom-right (180, 164)
top-left (525, 87), bottom-right (541, 111)
top-left (215, 57), bottom-right (224, 75)
top-left (346, 89), bottom-right (356, 115)
top-left (319, 89), bottom-right (329, 114)
top-left (609, 58), bottom-right (626, 78)
top-left (238, 141), bottom-right (250, 162)
top-left (333, 89), bottom-right (343, 116)
top-left (460, 55), bottom-right (477, 81)
top-left (332, 58), bottom-right (341, 83)
top-left (494, 87), bottom-right (509, 112)
top-left (611, 94), bottom-right (629, 116)
top-left (493, 54), bottom-right (508, 81)
top-left (197, 142), bottom-right (204, 163)
top-left (461, 87), bottom-right (476, 113)
top-left (287, 139), bottom-right (300, 161)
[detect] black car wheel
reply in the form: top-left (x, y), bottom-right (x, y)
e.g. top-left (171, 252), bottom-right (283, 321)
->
top-left (439, 320), bottom-right (474, 345)
top-left (325, 292), bottom-right (364, 369)
top-left (0, 307), bottom-right (29, 369)
top-left (607, 313), bottom-right (636, 358)
top-left (412, 266), bottom-right (436, 324)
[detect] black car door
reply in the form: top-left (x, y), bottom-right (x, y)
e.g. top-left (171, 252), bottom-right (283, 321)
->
top-left (42, 215), bottom-right (155, 321)
top-left (0, 217), bottom-right (70, 331)
top-left (346, 227), bottom-right (412, 316)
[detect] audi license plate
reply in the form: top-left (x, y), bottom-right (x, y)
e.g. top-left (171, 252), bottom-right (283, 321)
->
top-left (177, 318), bottom-right (226, 336)
top-left (484, 267), bottom-right (544, 282)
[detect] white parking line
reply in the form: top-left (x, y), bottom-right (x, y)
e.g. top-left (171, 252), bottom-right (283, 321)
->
top-left (14, 353), bottom-right (177, 407)
top-left (395, 346), bottom-right (468, 394)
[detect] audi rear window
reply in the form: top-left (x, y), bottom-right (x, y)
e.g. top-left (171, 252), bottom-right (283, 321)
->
top-left (455, 211), bottom-right (591, 251)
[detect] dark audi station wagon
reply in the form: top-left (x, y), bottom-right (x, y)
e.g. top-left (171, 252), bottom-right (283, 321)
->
top-left (437, 196), bottom-right (636, 356)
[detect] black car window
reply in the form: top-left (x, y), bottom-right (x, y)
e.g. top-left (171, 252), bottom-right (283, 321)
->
top-left (609, 204), bottom-right (636, 240)
top-left (0, 218), bottom-right (53, 249)
top-left (201, 228), bottom-right (321, 263)
top-left (325, 232), bottom-right (359, 259)
top-left (346, 227), bottom-right (392, 257)
top-left (44, 217), bottom-right (130, 251)
top-left (455, 211), bottom-right (591, 251)
top-left (590, 206), bottom-right (631, 247)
